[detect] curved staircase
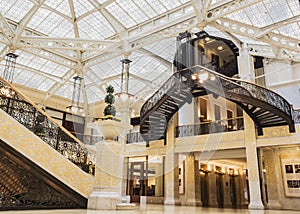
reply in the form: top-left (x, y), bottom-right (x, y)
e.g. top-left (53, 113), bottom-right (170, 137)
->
top-left (140, 65), bottom-right (296, 145)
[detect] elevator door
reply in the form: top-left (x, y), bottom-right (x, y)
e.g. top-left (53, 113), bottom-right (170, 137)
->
top-left (129, 162), bottom-right (146, 203)
top-left (230, 175), bottom-right (237, 207)
top-left (200, 172), bottom-right (209, 207)
top-left (216, 174), bottom-right (224, 207)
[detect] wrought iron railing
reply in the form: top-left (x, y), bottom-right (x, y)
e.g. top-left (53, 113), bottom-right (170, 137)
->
top-left (176, 117), bottom-right (244, 138)
top-left (140, 72), bottom-right (183, 118)
top-left (293, 109), bottom-right (300, 124)
top-left (190, 65), bottom-right (292, 118)
top-left (0, 77), bottom-right (95, 175)
top-left (70, 132), bottom-right (104, 145)
top-left (127, 131), bottom-right (145, 144)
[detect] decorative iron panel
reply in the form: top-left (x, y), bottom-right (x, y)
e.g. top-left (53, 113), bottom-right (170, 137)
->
top-left (293, 110), bottom-right (300, 124)
top-left (0, 151), bottom-right (83, 210)
top-left (0, 78), bottom-right (95, 174)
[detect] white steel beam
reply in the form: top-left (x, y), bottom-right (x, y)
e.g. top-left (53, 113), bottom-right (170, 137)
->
top-left (137, 48), bottom-right (172, 69)
top-left (22, 48), bottom-right (77, 69)
top-left (42, 69), bottom-right (76, 104)
top-left (206, 0), bottom-right (263, 22)
top-left (248, 43), bottom-right (300, 62)
top-left (0, 13), bottom-right (15, 43)
top-left (211, 18), bottom-right (300, 53)
top-left (18, 36), bottom-right (119, 51)
top-left (13, 0), bottom-right (46, 42)
top-left (256, 15), bottom-right (300, 39)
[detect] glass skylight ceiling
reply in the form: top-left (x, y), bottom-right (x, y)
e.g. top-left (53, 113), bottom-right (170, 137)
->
top-left (0, 0), bottom-right (300, 107)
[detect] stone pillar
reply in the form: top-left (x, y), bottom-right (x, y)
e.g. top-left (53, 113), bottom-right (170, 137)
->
top-left (164, 114), bottom-right (181, 205)
top-left (244, 114), bottom-right (264, 209)
top-left (208, 165), bottom-right (218, 207)
top-left (237, 43), bottom-right (255, 81)
top-left (238, 43), bottom-right (264, 210)
top-left (184, 154), bottom-right (202, 206)
top-left (178, 99), bottom-right (197, 125)
top-left (88, 140), bottom-right (123, 210)
top-left (263, 148), bottom-right (282, 209)
top-left (87, 120), bottom-right (132, 210)
top-left (155, 164), bottom-right (163, 197)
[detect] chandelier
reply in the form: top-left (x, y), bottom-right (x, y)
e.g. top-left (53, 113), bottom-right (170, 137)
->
top-left (66, 75), bottom-right (84, 114)
top-left (0, 53), bottom-right (18, 97)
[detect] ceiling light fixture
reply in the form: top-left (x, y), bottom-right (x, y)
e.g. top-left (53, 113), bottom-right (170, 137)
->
top-left (0, 53), bottom-right (18, 98)
top-left (66, 76), bottom-right (84, 114)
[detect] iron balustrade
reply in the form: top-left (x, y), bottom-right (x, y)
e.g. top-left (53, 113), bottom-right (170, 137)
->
top-left (176, 117), bottom-right (244, 138)
top-left (127, 131), bottom-right (145, 144)
top-left (293, 109), bottom-right (300, 124)
top-left (0, 77), bottom-right (95, 175)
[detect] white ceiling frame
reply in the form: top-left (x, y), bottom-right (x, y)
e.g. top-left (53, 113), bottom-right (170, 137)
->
top-left (0, 13), bottom-right (15, 43)
top-left (21, 48), bottom-right (76, 69)
top-left (205, 0), bottom-right (264, 22)
top-left (18, 36), bottom-right (119, 51)
top-left (255, 14), bottom-right (300, 39)
top-left (0, 45), bottom-right (11, 62)
top-left (11, 63), bottom-right (62, 83)
top-left (78, 0), bottom-right (116, 21)
top-left (83, 9), bottom-right (196, 67)
top-left (86, 0), bottom-right (126, 39)
top-left (248, 43), bottom-right (300, 62)
top-left (211, 18), bottom-right (300, 53)
top-left (41, 4), bottom-right (72, 21)
top-left (13, 0), bottom-right (46, 43)
top-left (137, 48), bottom-right (172, 69)
top-left (42, 69), bottom-right (76, 104)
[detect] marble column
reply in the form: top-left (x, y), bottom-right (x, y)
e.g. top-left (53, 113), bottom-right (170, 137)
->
top-left (164, 114), bottom-right (181, 205)
top-left (263, 148), bottom-right (282, 209)
top-left (238, 43), bottom-right (264, 210)
top-left (178, 99), bottom-right (197, 126)
top-left (244, 114), bottom-right (264, 209)
top-left (184, 154), bottom-right (202, 206)
top-left (88, 138), bottom-right (124, 210)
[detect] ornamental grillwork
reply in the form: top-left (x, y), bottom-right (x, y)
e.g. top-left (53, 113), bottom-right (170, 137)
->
top-left (0, 150), bottom-right (82, 210)
top-left (0, 78), bottom-right (95, 175)
top-left (293, 109), bottom-right (300, 124)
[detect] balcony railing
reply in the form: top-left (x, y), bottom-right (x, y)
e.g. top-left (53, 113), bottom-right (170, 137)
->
top-left (176, 117), bottom-right (244, 138)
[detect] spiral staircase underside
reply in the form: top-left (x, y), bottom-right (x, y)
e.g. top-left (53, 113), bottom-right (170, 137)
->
top-left (140, 67), bottom-right (296, 145)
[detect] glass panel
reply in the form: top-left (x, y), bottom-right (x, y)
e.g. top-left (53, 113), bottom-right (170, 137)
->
top-left (161, 0), bottom-right (181, 10)
top-left (116, 0), bottom-right (148, 23)
top-left (145, 0), bottom-right (167, 14)
top-left (73, 0), bottom-right (94, 17)
top-left (78, 12), bottom-right (115, 39)
top-left (132, 0), bottom-right (158, 18)
top-left (1, 0), bottom-right (34, 23)
top-left (44, 0), bottom-right (71, 17)
top-left (106, 2), bottom-right (136, 28)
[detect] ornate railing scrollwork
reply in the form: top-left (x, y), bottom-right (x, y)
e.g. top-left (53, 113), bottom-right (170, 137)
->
top-left (293, 109), bottom-right (300, 124)
top-left (238, 81), bottom-right (292, 117)
top-left (0, 77), bottom-right (95, 174)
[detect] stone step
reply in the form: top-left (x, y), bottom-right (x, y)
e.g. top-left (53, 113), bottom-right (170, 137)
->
top-left (116, 203), bottom-right (136, 210)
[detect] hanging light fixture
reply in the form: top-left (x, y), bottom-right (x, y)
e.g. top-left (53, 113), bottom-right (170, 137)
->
top-left (0, 53), bottom-right (18, 97)
top-left (114, 58), bottom-right (135, 123)
top-left (66, 75), bottom-right (84, 114)
top-left (115, 58), bottom-right (134, 102)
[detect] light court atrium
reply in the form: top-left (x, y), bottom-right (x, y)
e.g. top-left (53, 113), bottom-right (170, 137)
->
top-left (0, 0), bottom-right (300, 213)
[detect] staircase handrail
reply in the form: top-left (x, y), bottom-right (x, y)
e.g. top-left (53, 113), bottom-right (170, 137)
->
top-left (187, 65), bottom-right (292, 118)
top-left (0, 77), bottom-right (95, 172)
top-left (140, 72), bottom-right (181, 120)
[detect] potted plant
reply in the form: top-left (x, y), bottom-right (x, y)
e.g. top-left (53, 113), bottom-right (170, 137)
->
top-left (93, 85), bottom-right (131, 140)
top-left (101, 85), bottom-right (120, 121)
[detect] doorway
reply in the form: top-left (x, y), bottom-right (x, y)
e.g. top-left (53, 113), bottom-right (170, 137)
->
top-left (128, 162), bottom-right (146, 203)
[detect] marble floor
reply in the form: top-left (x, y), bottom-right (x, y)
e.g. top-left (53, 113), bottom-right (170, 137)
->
top-left (1, 205), bottom-right (299, 214)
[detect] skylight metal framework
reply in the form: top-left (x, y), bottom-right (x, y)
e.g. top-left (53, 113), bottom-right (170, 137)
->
top-left (0, 0), bottom-right (300, 105)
